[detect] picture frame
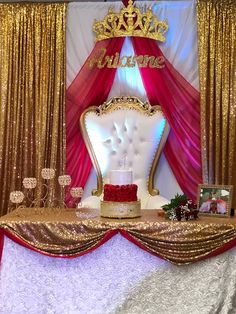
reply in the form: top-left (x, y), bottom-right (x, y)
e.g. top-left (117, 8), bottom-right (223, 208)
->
top-left (197, 184), bottom-right (233, 217)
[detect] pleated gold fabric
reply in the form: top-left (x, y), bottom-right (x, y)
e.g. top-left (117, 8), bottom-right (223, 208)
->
top-left (1, 208), bottom-right (236, 265)
top-left (197, 0), bottom-right (236, 205)
top-left (0, 4), bottom-right (67, 216)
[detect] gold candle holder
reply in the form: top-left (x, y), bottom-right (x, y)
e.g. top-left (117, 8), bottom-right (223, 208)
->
top-left (23, 177), bottom-right (37, 189)
top-left (23, 177), bottom-right (37, 207)
top-left (58, 175), bottom-right (72, 207)
top-left (41, 168), bottom-right (55, 180)
top-left (41, 168), bottom-right (56, 206)
top-left (70, 187), bottom-right (83, 208)
top-left (58, 175), bottom-right (71, 187)
top-left (10, 191), bottom-right (25, 209)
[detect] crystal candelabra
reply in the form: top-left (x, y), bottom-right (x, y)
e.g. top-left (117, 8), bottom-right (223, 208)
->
top-left (10, 168), bottom-right (83, 210)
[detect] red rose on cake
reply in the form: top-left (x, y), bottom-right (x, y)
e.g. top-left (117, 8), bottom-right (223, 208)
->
top-left (104, 184), bottom-right (138, 202)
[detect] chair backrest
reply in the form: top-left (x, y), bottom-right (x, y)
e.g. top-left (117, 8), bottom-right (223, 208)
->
top-left (80, 96), bottom-right (169, 199)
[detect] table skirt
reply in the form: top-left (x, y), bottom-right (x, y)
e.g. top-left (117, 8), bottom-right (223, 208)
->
top-left (1, 234), bottom-right (236, 314)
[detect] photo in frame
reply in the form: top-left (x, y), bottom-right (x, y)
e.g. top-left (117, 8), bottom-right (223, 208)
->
top-left (197, 184), bottom-right (233, 217)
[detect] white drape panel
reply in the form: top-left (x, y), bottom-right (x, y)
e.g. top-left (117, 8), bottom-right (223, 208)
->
top-left (66, 1), bottom-right (199, 199)
top-left (153, 0), bottom-right (199, 90)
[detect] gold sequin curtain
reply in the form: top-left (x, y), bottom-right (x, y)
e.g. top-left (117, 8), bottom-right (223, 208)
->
top-left (197, 0), bottom-right (236, 206)
top-left (0, 3), bottom-right (67, 216)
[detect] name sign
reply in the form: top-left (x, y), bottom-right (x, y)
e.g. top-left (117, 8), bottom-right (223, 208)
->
top-left (88, 48), bottom-right (165, 69)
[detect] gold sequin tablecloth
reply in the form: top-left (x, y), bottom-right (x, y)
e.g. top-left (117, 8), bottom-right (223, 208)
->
top-left (1, 207), bottom-right (236, 265)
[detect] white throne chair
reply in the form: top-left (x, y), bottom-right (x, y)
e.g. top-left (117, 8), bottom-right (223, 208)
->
top-left (80, 96), bottom-right (170, 210)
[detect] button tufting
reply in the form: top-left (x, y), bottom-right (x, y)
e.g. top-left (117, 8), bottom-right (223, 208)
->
top-left (111, 150), bottom-right (116, 155)
top-left (118, 138), bottom-right (122, 144)
top-left (104, 139), bottom-right (111, 144)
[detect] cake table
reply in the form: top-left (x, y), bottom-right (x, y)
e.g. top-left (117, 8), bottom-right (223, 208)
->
top-left (1, 208), bottom-right (236, 313)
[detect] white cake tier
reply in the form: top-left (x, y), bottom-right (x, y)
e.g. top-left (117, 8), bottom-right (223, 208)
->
top-left (109, 170), bottom-right (133, 185)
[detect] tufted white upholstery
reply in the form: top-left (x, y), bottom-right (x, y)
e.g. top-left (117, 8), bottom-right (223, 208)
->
top-left (80, 98), bottom-right (170, 209)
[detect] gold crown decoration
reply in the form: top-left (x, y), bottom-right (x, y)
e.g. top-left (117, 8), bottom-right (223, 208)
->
top-left (93, 0), bottom-right (168, 42)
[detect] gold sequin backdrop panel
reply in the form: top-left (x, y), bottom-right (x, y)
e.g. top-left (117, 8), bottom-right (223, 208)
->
top-left (197, 0), bottom-right (236, 206)
top-left (0, 3), bottom-right (66, 216)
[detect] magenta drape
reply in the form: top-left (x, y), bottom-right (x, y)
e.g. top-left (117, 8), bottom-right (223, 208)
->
top-left (132, 37), bottom-right (202, 201)
top-left (66, 38), bottom-right (125, 204)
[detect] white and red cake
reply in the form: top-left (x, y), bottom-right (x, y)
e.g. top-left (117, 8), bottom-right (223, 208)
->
top-left (100, 170), bottom-right (141, 218)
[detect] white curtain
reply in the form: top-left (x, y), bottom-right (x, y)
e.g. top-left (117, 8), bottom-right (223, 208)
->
top-left (66, 1), bottom-right (199, 199)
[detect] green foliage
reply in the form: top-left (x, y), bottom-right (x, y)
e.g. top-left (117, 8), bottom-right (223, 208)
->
top-left (162, 194), bottom-right (187, 212)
